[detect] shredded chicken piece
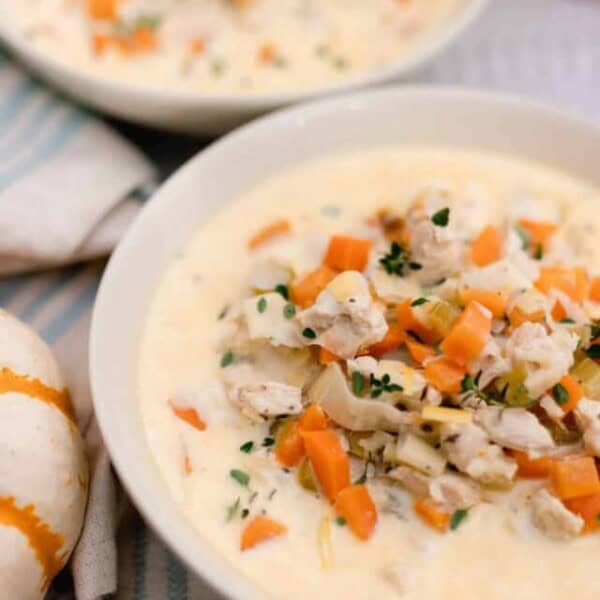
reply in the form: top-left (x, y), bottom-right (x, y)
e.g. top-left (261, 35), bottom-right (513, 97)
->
top-left (298, 271), bottom-right (388, 358)
top-left (441, 422), bottom-right (517, 487)
top-left (404, 196), bottom-right (463, 285)
top-left (468, 337), bottom-right (510, 389)
top-left (461, 258), bottom-right (533, 295)
top-left (530, 489), bottom-right (584, 540)
top-left (505, 322), bottom-right (578, 398)
top-left (228, 381), bottom-right (302, 421)
top-left (429, 473), bottom-right (481, 511)
top-left (386, 465), bottom-right (431, 497)
top-left (475, 406), bottom-right (555, 453)
top-left (574, 398), bottom-right (600, 457)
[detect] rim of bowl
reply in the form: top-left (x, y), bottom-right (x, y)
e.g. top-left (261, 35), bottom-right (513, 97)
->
top-left (0, 0), bottom-right (488, 111)
top-left (90, 86), bottom-right (600, 600)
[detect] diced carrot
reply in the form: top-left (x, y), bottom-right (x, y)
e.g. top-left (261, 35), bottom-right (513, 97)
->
top-left (87, 0), bottom-right (118, 20)
top-left (189, 38), bottom-right (206, 55)
top-left (459, 289), bottom-right (507, 319)
top-left (396, 299), bottom-right (438, 345)
top-left (535, 266), bottom-right (590, 303)
top-left (169, 401), bottom-right (206, 431)
top-left (258, 43), bottom-right (276, 63)
top-left (564, 493), bottom-right (600, 533)
top-left (362, 322), bottom-right (405, 357)
top-left (334, 485), bottom-right (378, 541)
top-left (275, 420), bottom-right (304, 468)
top-left (518, 219), bottom-right (558, 247)
top-left (132, 27), bottom-right (157, 51)
top-left (240, 516), bottom-right (287, 551)
top-left (551, 300), bottom-right (567, 321)
top-left (439, 302), bottom-right (492, 366)
top-left (92, 33), bottom-right (111, 56)
top-left (406, 338), bottom-right (436, 365)
top-left (557, 374), bottom-right (583, 415)
top-left (300, 430), bottom-right (350, 502)
top-left (248, 219), bottom-right (291, 250)
top-left (299, 404), bottom-right (328, 432)
top-left (319, 347), bottom-right (341, 364)
top-left (470, 225), bottom-right (502, 267)
top-left (413, 498), bottom-right (450, 533)
top-left (423, 357), bottom-right (466, 394)
top-left (323, 235), bottom-right (371, 272)
top-left (590, 277), bottom-right (600, 302)
top-left (508, 306), bottom-right (545, 328)
top-left (552, 456), bottom-right (600, 500)
top-left (510, 450), bottom-right (555, 478)
top-left (291, 266), bottom-right (337, 308)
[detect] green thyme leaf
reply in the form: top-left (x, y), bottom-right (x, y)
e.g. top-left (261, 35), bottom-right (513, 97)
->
top-left (461, 374), bottom-right (475, 392)
top-left (335, 516), bottom-right (347, 526)
top-left (257, 297), bottom-right (267, 313)
top-left (302, 327), bottom-right (317, 339)
top-left (241, 508), bottom-right (250, 519)
top-left (275, 284), bottom-right (289, 299)
top-left (226, 497), bottom-right (240, 522)
top-left (450, 509), bottom-right (469, 531)
top-left (240, 441), bottom-right (254, 454)
top-left (586, 344), bottom-right (600, 359)
top-left (283, 303), bottom-right (296, 319)
top-left (220, 351), bottom-right (234, 368)
top-left (411, 297), bottom-right (428, 307)
top-left (552, 383), bottom-right (569, 405)
top-left (262, 437), bottom-right (275, 447)
top-left (533, 244), bottom-right (543, 260)
top-left (431, 207), bottom-right (450, 227)
top-left (590, 324), bottom-right (600, 338)
top-left (352, 371), bottom-right (365, 396)
top-left (230, 469), bottom-right (250, 487)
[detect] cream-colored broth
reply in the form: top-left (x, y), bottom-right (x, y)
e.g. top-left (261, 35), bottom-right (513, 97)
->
top-left (139, 149), bottom-right (600, 600)
top-left (12, 0), bottom-right (461, 94)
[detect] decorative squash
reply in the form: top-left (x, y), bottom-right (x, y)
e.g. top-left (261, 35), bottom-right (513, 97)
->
top-left (0, 310), bottom-right (88, 599)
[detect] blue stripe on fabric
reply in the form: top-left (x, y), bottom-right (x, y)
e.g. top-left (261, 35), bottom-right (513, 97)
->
top-left (0, 109), bottom-right (88, 191)
top-left (16, 264), bottom-right (84, 323)
top-left (133, 521), bottom-right (148, 600)
top-left (0, 274), bottom-right (32, 307)
top-left (0, 78), bottom-right (39, 129)
top-left (41, 274), bottom-right (100, 344)
top-left (0, 94), bottom-right (62, 160)
top-left (166, 549), bottom-right (188, 600)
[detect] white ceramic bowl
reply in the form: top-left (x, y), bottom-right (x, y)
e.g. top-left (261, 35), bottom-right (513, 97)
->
top-left (90, 88), bottom-right (600, 599)
top-left (0, 1), bottom-right (487, 134)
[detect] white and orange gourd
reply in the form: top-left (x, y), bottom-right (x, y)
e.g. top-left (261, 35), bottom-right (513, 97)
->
top-left (0, 309), bottom-right (88, 599)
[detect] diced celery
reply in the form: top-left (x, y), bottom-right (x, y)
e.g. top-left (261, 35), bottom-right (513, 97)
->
top-left (297, 458), bottom-right (317, 492)
top-left (419, 300), bottom-right (460, 337)
top-left (572, 358), bottom-right (600, 399)
top-left (394, 433), bottom-right (446, 476)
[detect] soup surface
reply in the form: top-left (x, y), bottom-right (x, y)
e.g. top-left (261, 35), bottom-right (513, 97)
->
top-left (139, 148), bottom-right (600, 600)
top-left (10, 0), bottom-right (462, 94)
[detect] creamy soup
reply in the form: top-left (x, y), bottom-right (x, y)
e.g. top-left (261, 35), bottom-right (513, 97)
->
top-left (139, 148), bottom-right (600, 600)
top-left (11, 0), bottom-right (462, 94)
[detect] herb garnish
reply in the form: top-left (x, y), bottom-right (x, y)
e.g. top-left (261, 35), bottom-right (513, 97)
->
top-left (218, 305), bottom-right (229, 320)
top-left (262, 437), bottom-right (275, 447)
top-left (460, 371), bottom-right (504, 406)
top-left (240, 441), bottom-right (254, 454)
top-left (241, 509), bottom-right (250, 519)
top-left (352, 371), bottom-right (365, 396)
top-left (533, 244), bottom-right (544, 260)
top-left (411, 297), bottom-right (428, 307)
top-left (220, 351), bottom-right (234, 368)
top-left (560, 318), bottom-right (576, 324)
top-left (230, 469), bottom-right (250, 487)
top-left (450, 508), bottom-right (469, 530)
top-left (302, 327), bottom-right (317, 339)
top-left (552, 383), bottom-right (569, 406)
top-left (275, 284), bottom-right (289, 299)
top-left (590, 324), bottom-right (600, 338)
top-left (226, 497), bottom-right (240, 522)
top-left (431, 207), bottom-right (450, 227)
top-left (370, 373), bottom-right (403, 398)
top-left (335, 516), bottom-right (347, 526)
top-left (379, 241), bottom-right (408, 276)
top-left (586, 344), bottom-right (600, 359)
top-left (283, 303), bottom-right (296, 319)
top-left (257, 297), bottom-right (267, 313)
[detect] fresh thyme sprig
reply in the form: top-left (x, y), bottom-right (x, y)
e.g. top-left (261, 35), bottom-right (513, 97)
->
top-left (379, 241), bottom-right (422, 277)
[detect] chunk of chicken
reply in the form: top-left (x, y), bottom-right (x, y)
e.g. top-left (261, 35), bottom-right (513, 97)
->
top-left (461, 258), bottom-right (533, 295)
top-left (429, 473), bottom-right (481, 511)
top-left (228, 381), bottom-right (302, 421)
top-left (404, 198), bottom-right (463, 285)
top-left (530, 489), bottom-right (584, 540)
top-left (505, 322), bottom-right (578, 398)
top-left (468, 337), bottom-right (510, 389)
top-left (298, 271), bottom-right (388, 358)
top-left (574, 398), bottom-right (600, 457)
top-left (386, 465), bottom-right (430, 497)
top-left (475, 406), bottom-right (554, 453)
top-left (441, 422), bottom-right (517, 487)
